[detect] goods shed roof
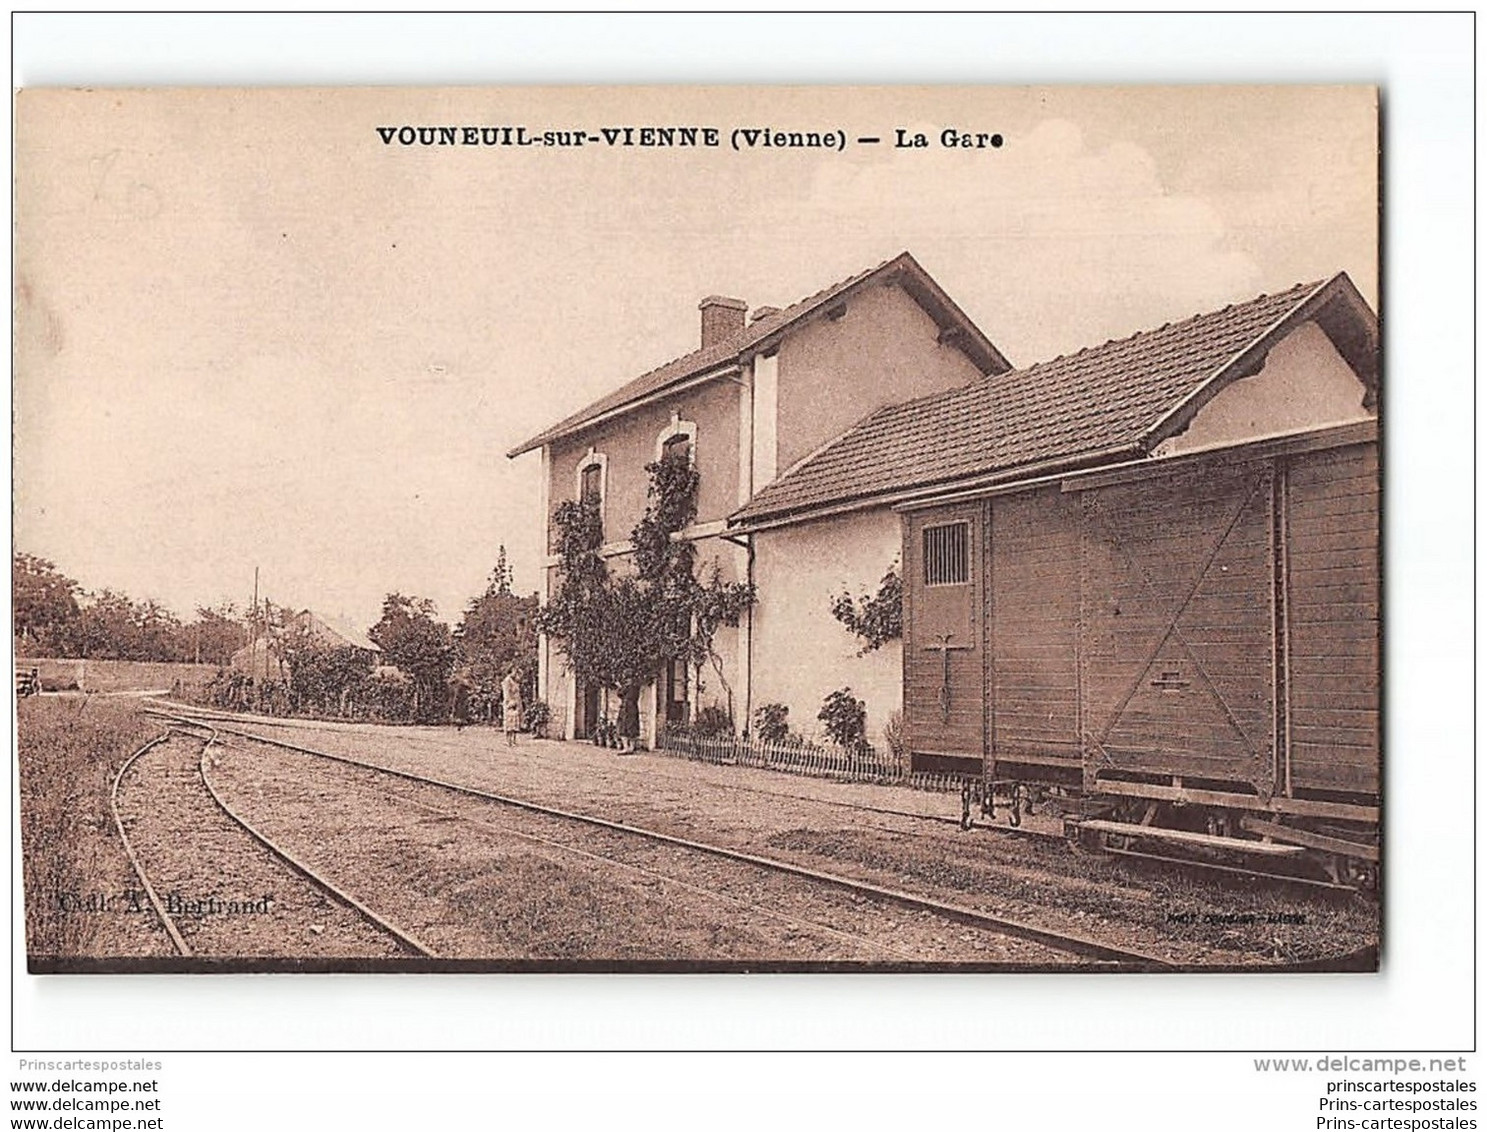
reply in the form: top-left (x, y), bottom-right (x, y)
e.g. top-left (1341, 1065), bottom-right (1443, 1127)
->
top-left (731, 272), bottom-right (1377, 529)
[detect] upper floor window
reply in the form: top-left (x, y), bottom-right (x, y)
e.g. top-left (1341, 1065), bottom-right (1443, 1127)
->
top-left (573, 448), bottom-right (608, 518)
top-left (923, 522), bottom-right (970, 587)
top-left (580, 463), bottom-right (602, 505)
top-left (655, 413), bottom-right (698, 468)
top-left (661, 432), bottom-right (692, 467)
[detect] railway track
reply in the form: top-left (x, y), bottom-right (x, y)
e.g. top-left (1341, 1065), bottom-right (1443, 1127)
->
top-left (177, 719), bottom-right (958, 964)
top-left (143, 702), bottom-right (1369, 898)
top-left (111, 722), bottom-right (429, 960)
top-left (151, 709), bottom-right (1172, 968)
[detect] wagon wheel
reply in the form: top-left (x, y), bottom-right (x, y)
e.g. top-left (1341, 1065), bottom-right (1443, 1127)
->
top-left (1334, 855), bottom-right (1379, 892)
top-left (1064, 820), bottom-right (1083, 852)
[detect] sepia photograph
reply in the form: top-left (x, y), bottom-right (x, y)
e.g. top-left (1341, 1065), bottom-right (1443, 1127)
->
top-left (14, 84), bottom-right (1381, 974)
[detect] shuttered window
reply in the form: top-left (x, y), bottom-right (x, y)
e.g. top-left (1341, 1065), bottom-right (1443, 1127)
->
top-left (923, 522), bottom-right (970, 586)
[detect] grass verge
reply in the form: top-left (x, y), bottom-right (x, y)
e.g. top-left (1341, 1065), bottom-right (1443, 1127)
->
top-left (17, 696), bottom-right (163, 958)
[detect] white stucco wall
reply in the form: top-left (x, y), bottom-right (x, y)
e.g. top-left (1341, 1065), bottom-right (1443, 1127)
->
top-left (749, 506), bottom-right (903, 748)
top-left (1155, 320), bottom-right (1373, 456)
top-left (773, 283), bottom-right (987, 480)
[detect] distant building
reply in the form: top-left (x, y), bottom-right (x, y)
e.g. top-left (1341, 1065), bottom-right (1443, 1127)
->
top-left (229, 609), bottom-right (380, 683)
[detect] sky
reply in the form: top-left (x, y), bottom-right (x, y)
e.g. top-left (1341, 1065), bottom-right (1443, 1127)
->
top-left (13, 85), bottom-right (1378, 633)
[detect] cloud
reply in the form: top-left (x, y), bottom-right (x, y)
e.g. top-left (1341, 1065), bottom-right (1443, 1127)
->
top-left (806, 118), bottom-right (1265, 363)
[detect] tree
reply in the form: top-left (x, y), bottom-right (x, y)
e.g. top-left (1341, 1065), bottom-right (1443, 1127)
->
top-left (490, 545), bottom-right (513, 596)
top-left (73, 589), bottom-right (138, 659)
top-left (282, 619), bottom-right (375, 717)
top-left (131, 599), bottom-right (185, 662)
top-left (188, 603), bottom-right (248, 666)
top-left (13, 551), bottom-right (251, 664)
top-left (369, 594), bottom-right (455, 722)
top-left (537, 450), bottom-right (755, 743)
top-left (13, 554), bottom-right (81, 654)
top-left (455, 549), bottom-right (538, 717)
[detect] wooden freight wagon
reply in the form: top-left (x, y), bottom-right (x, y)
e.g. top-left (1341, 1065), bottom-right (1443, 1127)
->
top-left (901, 420), bottom-right (1379, 878)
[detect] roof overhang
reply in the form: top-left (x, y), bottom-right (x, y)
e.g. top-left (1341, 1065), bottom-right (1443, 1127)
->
top-left (727, 442), bottom-right (1144, 534)
top-left (505, 361), bottom-right (745, 459)
top-left (730, 418), bottom-right (1379, 534)
top-left (1141, 271), bottom-right (1379, 451)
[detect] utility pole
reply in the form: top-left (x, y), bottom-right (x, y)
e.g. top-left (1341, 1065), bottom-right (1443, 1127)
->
top-left (251, 567), bottom-right (262, 694)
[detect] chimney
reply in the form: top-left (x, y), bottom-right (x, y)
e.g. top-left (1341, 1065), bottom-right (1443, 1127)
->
top-left (699, 295), bottom-right (748, 348)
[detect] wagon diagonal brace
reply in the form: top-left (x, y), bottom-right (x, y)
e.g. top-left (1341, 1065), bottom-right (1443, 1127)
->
top-left (1082, 474), bottom-right (1271, 784)
top-left (171, 713), bottom-right (1173, 969)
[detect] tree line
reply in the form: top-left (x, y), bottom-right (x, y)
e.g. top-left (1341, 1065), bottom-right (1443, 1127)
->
top-left (14, 553), bottom-right (248, 664)
top-left (13, 549), bottom-right (538, 727)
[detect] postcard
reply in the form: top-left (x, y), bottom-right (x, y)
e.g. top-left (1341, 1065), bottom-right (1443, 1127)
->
top-left (14, 85), bottom-right (1379, 972)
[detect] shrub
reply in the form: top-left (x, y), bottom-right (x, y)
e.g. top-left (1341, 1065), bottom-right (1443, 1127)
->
top-left (692, 705), bottom-right (734, 738)
top-left (818, 687), bottom-right (868, 751)
top-left (883, 709), bottom-right (908, 772)
top-left (830, 567), bottom-right (903, 654)
top-left (204, 668), bottom-right (253, 710)
top-left (753, 701), bottom-right (791, 745)
top-left (524, 699), bottom-right (551, 738)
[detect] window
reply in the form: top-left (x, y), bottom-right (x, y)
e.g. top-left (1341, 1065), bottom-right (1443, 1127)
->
top-left (661, 432), bottom-right (692, 466)
top-left (580, 463), bottom-right (602, 505)
top-left (655, 414), bottom-right (697, 466)
top-left (573, 448), bottom-right (607, 512)
top-left (923, 522), bottom-right (970, 586)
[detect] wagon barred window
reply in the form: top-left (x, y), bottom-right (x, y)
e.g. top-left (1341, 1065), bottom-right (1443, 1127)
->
top-left (922, 522), bottom-right (970, 586)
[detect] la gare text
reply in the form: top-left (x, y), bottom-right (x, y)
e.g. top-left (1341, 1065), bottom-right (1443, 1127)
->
top-left (376, 125), bottom-right (1004, 151)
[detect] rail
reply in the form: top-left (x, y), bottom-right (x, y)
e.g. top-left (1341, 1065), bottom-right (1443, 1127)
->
top-left (108, 732), bottom-right (194, 957)
top-left (164, 712), bottom-right (1171, 968)
top-left (172, 718), bottom-right (438, 959)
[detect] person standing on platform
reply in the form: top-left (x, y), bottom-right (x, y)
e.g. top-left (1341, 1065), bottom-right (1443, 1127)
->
top-left (501, 667), bottom-right (523, 747)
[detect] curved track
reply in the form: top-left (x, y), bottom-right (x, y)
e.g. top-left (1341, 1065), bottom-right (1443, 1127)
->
top-left (152, 709), bottom-right (1172, 968)
top-left (114, 720), bottom-right (432, 959)
top-left (109, 733), bottom-right (193, 956)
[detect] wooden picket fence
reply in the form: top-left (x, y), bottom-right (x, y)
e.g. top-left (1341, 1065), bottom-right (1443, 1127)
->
top-left (653, 730), bottom-right (968, 794)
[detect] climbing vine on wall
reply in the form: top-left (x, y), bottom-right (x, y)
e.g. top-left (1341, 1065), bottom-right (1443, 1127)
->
top-left (537, 450), bottom-right (755, 740)
top-left (830, 565), bottom-right (903, 655)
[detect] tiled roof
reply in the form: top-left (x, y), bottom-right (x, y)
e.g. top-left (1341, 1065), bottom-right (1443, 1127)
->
top-left (506, 251), bottom-right (1009, 457)
top-left (732, 279), bottom-right (1328, 525)
top-left (298, 610), bottom-right (381, 653)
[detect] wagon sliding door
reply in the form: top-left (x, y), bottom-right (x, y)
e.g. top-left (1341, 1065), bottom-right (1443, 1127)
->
top-left (1073, 460), bottom-right (1279, 798)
